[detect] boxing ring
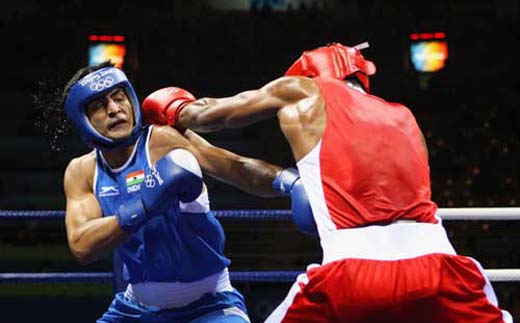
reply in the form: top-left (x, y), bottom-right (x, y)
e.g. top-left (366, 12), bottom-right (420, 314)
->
top-left (1, 207), bottom-right (519, 323)
top-left (1, 207), bottom-right (519, 285)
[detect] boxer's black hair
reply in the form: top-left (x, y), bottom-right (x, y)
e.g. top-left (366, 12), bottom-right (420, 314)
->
top-left (34, 61), bottom-right (114, 152)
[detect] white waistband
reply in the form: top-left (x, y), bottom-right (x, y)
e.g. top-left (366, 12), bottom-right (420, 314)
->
top-left (124, 268), bottom-right (233, 309)
top-left (321, 222), bottom-right (456, 264)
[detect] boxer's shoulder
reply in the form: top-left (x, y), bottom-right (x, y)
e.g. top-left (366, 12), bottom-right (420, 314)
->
top-left (64, 151), bottom-right (96, 192)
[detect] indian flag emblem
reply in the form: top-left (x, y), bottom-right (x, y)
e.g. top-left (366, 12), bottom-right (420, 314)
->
top-left (126, 170), bottom-right (145, 187)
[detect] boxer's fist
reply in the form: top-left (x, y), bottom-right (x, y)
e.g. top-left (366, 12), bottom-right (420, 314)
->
top-left (143, 149), bottom-right (203, 207)
top-left (116, 149), bottom-right (203, 232)
top-left (142, 87), bottom-right (196, 129)
top-left (273, 168), bottom-right (318, 236)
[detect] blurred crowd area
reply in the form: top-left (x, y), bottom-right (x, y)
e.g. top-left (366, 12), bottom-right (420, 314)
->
top-left (0, 0), bottom-right (518, 210)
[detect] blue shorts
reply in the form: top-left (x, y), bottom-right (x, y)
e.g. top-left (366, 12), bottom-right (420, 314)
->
top-left (97, 289), bottom-right (250, 323)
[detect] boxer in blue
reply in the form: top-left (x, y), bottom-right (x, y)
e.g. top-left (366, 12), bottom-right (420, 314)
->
top-left (57, 61), bottom-right (315, 323)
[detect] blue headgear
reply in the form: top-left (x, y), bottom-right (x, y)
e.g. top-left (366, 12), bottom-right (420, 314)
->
top-left (64, 67), bottom-right (142, 150)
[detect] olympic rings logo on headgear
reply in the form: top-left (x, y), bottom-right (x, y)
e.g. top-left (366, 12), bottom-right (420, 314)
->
top-left (89, 76), bottom-right (114, 92)
top-left (65, 67), bottom-right (142, 150)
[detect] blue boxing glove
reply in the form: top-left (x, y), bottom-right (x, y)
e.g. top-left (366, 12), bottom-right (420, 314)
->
top-left (116, 149), bottom-right (203, 232)
top-left (273, 168), bottom-right (318, 236)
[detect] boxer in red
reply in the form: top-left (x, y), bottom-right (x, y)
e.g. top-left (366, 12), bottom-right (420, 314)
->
top-left (141, 42), bottom-right (512, 323)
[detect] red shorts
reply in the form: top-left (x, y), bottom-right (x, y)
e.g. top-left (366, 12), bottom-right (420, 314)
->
top-left (266, 222), bottom-right (511, 323)
top-left (266, 254), bottom-right (510, 323)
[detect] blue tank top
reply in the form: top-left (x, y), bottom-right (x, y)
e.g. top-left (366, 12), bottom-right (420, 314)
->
top-left (94, 125), bottom-right (230, 284)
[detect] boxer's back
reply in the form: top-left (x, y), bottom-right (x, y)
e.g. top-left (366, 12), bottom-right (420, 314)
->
top-left (292, 78), bottom-right (437, 233)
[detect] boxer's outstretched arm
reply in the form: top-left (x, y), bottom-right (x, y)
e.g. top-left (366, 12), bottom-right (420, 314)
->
top-left (183, 130), bottom-right (283, 197)
top-left (152, 126), bottom-right (283, 197)
top-left (64, 155), bottom-right (127, 265)
top-left (179, 76), bottom-right (316, 133)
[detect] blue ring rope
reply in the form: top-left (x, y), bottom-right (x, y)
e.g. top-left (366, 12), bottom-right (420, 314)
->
top-left (0, 209), bottom-right (292, 221)
top-left (0, 210), bottom-right (296, 285)
top-left (0, 271), bottom-right (301, 284)
top-left (0, 272), bottom-right (114, 283)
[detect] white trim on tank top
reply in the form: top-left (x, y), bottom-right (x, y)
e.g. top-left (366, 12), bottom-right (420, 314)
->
top-left (124, 268), bottom-right (233, 309)
top-left (91, 150), bottom-right (98, 195)
top-left (98, 135), bottom-right (144, 173)
top-left (296, 139), bottom-right (337, 236)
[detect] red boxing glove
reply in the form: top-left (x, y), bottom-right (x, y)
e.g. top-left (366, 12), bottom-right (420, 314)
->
top-left (142, 87), bottom-right (196, 128)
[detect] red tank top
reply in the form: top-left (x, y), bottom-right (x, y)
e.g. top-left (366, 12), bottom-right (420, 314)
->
top-left (311, 78), bottom-right (437, 228)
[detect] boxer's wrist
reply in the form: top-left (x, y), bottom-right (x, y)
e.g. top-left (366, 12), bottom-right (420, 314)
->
top-left (115, 196), bottom-right (147, 232)
top-left (272, 167), bottom-right (299, 195)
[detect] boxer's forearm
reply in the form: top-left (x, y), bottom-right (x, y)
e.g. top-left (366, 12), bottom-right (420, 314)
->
top-left (217, 156), bottom-right (283, 198)
top-left (67, 215), bottom-right (127, 265)
top-left (179, 91), bottom-right (280, 133)
top-left (184, 130), bottom-right (283, 197)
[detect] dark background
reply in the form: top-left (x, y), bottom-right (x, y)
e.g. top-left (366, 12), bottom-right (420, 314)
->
top-left (0, 1), bottom-right (519, 322)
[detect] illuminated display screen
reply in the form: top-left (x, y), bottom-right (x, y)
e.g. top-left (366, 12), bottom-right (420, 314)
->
top-left (410, 32), bottom-right (448, 72)
top-left (88, 35), bottom-right (126, 69)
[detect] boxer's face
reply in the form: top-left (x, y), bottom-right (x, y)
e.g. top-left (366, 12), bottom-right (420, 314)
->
top-left (86, 87), bottom-right (134, 141)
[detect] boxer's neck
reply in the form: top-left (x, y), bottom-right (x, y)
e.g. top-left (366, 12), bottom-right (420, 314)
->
top-left (101, 144), bottom-right (136, 169)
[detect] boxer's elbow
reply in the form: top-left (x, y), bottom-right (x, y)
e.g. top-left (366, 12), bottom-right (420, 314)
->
top-left (70, 244), bottom-right (97, 265)
top-left (68, 235), bottom-right (98, 265)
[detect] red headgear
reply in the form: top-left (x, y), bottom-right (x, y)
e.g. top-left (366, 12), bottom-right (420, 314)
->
top-left (285, 42), bottom-right (376, 92)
